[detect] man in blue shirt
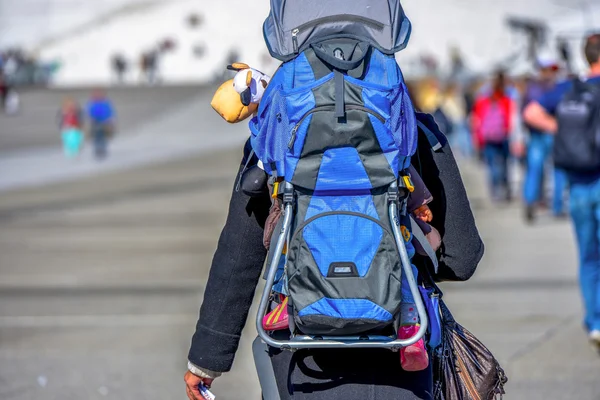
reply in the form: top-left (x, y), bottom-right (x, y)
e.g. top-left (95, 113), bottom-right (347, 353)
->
top-left (522, 58), bottom-right (567, 223)
top-left (87, 89), bottom-right (115, 160)
top-left (524, 33), bottom-right (600, 347)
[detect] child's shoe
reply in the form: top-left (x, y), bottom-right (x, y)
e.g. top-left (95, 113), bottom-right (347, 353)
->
top-left (262, 296), bottom-right (289, 331)
top-left (399, 325), bottom-right (429, 372)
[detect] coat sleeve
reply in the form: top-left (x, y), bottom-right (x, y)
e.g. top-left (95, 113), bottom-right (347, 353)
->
top-left (188, 142), bottom-right (271, 372)
top-left (413, 113), bottom-right (484, 282)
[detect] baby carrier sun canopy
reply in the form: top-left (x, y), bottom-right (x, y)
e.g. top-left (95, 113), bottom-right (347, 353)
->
top-left (263, 0), bottom-right (412, 61)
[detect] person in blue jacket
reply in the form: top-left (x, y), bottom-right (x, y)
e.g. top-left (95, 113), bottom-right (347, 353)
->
top-left (87, 89), bottom-right (115, 160)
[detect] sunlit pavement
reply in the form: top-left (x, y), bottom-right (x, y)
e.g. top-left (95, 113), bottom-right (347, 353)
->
top-left (0, 88), bottom-right (599, 399)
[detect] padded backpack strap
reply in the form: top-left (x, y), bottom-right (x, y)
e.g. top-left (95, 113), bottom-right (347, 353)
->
top-left (417, 120), bottom-right (443, 152)
top-left (410, 216), bottom-right (439, 273)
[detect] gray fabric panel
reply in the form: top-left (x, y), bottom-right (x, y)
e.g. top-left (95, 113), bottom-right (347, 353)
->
top-left (303, 48), bottom-right (333, 81)
top-left (263, 0), bottom-right (412, 61)
top-left (287, 228), bottom-right (401, 305)
top-left (311, 76), bottom-right (363, 107)
top-left (286, 211), bottom-right (403, 335)
top-left (372, 190), bottom-right (392, 229)
top-left (291, 107), bottom-right (396, 190)
top-left (294, 192), bottom-right (312, 226)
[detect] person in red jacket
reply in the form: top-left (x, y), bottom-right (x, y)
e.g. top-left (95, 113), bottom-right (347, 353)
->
top-left (472, 70), bottom-right (514, 201)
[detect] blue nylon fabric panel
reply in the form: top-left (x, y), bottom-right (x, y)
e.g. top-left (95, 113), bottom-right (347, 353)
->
top-left (361, 50), bottom-right (390, 86)
top-left (401, 83), bottom-right (418, 157)
top-left (360, 84), bottom-right (390, 118)
top-left (292, 52), bottom-right (316, 88)
top-left (305, 194), bottom-right (380, 221)
top-left (250, 64), bottom-right (293, 175)
top-left (298, 298), bottom-right (393, 322)
top-left (303, 214), bottom-right (383, 277)
top-left (314, 147), bottom-right (373, 191)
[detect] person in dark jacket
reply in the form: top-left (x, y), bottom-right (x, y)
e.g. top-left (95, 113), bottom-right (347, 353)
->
top-left (184, 113), bottom-right (484, 400)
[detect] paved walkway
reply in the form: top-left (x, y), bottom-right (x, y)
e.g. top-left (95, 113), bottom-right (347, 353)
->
top-left (0, 87), bottom-right (247, 192)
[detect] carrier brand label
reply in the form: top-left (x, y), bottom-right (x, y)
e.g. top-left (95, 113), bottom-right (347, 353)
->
top-left (335, 266), bottom-right (352, 274)
top-left (328, 262), bottom-right (359, 277)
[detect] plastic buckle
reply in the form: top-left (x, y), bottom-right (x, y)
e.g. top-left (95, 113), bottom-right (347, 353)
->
top-left (403, 176), bottom-right (415, 193)
top-left (283, 183), bottom-right (294, 205)
top-left (388, 184), bottom-right (399, 203)
top-left (272, 182), bottom-right (280, 199)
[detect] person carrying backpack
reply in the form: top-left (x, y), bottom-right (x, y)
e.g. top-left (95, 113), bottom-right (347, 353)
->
top-left (524, 33), bottom-right (600, 348)
top-left (472, 70), bottom-right (515, 202)
top-left (185, 2), bottom-right (485, 399)
top-left (521, 58), bottom-right (568, 223)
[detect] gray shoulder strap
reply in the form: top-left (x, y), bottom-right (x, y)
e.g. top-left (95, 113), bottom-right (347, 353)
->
top-left (410, 216), bottom-right (439, 273)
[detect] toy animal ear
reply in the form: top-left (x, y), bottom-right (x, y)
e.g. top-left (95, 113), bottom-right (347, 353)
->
top-left (227, 62), bottom-right (250, 71)
top-left (245, 71), bottom-right (253, 86)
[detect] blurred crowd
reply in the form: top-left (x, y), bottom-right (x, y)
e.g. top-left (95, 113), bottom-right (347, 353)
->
top-left (0, 47), bottom-right (59, 115)
top-left (406, 54), bottom-right (574, 223)
top-left (0, 47), bottom-right (57, 86)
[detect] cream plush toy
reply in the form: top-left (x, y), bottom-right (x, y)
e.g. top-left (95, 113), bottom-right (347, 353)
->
top-left (211, 63), bottom-right (271, 123)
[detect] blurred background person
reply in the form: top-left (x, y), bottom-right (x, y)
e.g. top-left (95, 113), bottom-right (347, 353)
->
top-left (438, 81), bottom-right (472, 158)
top-left (57, 97), bottom-right (84, 159)
top-left (522, 57), bottom-right (567, 223)
top-left (0, 72), bottom-right (19, 115)
top-left (0, 73), bottom-right (9, 112)
top-left (140, 50), bottom-right (159, 85)
top-left (111, 53), bottom-right (128, 84)
top-left (472, 70), bottom-right (515, 202)
top-left (87, 89), bottom-right (115, 160)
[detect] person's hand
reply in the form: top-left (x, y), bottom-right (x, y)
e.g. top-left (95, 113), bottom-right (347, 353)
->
top-left (414, 205), bottom-right (433, 223)
top-left (184, 370), bottom-right (214, 400)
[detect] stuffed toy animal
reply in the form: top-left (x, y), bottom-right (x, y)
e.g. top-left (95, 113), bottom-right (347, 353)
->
top-left (210, 63), bottom-right (271, 124)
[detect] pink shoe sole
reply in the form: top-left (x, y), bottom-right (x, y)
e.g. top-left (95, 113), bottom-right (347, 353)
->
top-left (262, 297), bottom-right (289, 331)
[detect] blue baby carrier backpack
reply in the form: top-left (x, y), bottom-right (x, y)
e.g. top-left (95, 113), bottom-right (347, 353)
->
top-left (252, 0), bottom-right (428, 349)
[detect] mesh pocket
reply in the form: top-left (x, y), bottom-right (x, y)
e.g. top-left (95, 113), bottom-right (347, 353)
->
top-left (250, 89), bottom-right (291, 173)
top-left (390, 83), bottom-right (418, 158)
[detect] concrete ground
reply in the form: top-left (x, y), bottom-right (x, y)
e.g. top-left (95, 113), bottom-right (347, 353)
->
top-left (0, 87), bottom-right (599, 400)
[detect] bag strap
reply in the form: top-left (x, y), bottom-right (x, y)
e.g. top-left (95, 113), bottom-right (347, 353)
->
top-left (410, 216), bottom-right (439, 274)
top-left (417, 120), bottom-right (443, 152)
